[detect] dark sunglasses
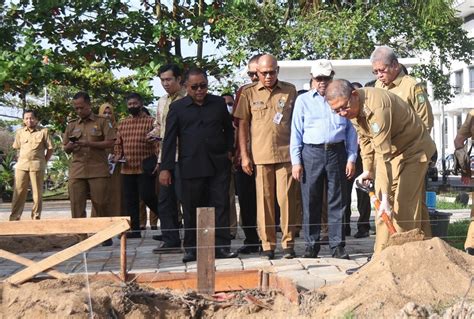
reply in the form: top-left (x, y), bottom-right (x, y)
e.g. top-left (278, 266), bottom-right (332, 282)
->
top-left (190, 83), bottom-right (208, 91)
top-left (313, 76), bottom-right (333, 82)
top-left (226, 102), bottom-right (234, 106)
top-left (259, 70), bottom-right (278, 77)
top-left (247, 71), bottom-right (258, 78)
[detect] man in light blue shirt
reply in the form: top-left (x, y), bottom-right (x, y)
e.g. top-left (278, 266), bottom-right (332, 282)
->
top-left (290, 60), bottom-right (357, 259)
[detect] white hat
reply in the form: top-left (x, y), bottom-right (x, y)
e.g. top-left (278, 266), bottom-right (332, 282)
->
top-left (310, 59), bottom-right (334, 77)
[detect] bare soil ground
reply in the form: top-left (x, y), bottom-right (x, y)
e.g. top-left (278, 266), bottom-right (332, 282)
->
top-left (1, 237), bottom-right (474, 318)
top-left (0, 235), bottom-right (81, 254)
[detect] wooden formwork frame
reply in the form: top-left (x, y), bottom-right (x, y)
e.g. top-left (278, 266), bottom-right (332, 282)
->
top-left (0, 217), bottom-right (130, 285)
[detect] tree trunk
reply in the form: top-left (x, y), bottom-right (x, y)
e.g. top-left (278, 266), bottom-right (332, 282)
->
top-left (173, 0), bottom-right (182, 58)
top-left (196, 0), bottom-right (204, 61)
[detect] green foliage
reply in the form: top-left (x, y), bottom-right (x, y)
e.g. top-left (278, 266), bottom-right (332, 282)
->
top-left (446, 220), bottom-right (469, 250)
top-left (436, 200), bottom-right (468, 209)
top-left (215, 0), bottom-right (473, 102)
top-left (0, 148), bottom-right (16, 198)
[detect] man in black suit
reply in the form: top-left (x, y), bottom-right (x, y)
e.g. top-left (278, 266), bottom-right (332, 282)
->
top-left (159, 67), bottom-right (238, 263)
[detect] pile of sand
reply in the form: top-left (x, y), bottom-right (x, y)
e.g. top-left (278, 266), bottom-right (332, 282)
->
top-left (301, 237), bottom-right (474, 317)
top-left (1, 237), bottom-right (473, 318)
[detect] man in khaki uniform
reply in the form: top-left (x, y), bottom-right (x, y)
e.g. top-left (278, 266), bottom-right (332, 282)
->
top-left (371, 45), bottom-right (434, 132)
top-left (454, 110), bottom-right (474, 255)
top-left (10, 110), bottom-right (53, 220)
top-left (63, 92), bottom-right (115, 219)
top-left (234, 54), bottom-right (299, 260)
top-left (326, 80), bottom-right (436, 253)
top-left (371, 45), bottom-right (434, 237)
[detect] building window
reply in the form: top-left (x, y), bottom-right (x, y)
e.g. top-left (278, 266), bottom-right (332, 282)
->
top-left (470, 68), bottom-right (474, 92)
top-left (454, 70), bottom-right (463, 94)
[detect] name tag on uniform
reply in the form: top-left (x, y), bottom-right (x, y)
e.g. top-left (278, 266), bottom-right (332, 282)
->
top-left (273, 112), bottom-right (283, 124)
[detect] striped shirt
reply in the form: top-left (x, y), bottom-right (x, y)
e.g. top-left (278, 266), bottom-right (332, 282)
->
top-left (115, 113), bottom-right (159, 174)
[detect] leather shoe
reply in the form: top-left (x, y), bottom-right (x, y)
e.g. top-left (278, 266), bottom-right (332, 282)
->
top-left (466, 247), bottom-right (474, 256)
top-left (354, 230), bottom-right (370, 238)
top-left (216, 248), bottom-right (238, 259)
top-left (152, 243), bottom-right (182, 254)
top-left (261, 250), bottom-right (274, 260)
top-left (332, 246), bottom-right (350, 259)
top-left (152, 235), bottom-right (163, 241)
top-left (102, 238), bottom-right (113, 247)
top-left (237, 245), bottom-right (260, 254)
top-left (302, 246), bottom-right (320, 258)
top-left (282, 248), bottom-right (296, 259)
top-left (182, 251), bottom-right (196, 263)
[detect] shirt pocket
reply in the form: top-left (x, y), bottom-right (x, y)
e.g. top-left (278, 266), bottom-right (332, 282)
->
top-left (90, 128), bottom-right (103, 141)
top-left (250, 103), bottom-right (268, 121)
top-left (30, 135), bottom-right (44, 149)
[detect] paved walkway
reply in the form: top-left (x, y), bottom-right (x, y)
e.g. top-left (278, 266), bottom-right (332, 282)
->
top-left (0, 200), bottom-right (470, 291)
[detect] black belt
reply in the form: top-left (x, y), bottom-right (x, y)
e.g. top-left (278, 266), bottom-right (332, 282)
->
top-left (306, 141), bottom-right (344, 150)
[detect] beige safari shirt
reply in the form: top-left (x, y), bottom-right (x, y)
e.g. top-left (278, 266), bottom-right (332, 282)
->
top-left (375, 70), bottom-right (434, 133)
top-left (234, 80), bottom-right (297, 164)
top-left (351, 88), bottom-right (436, 195)
top-left (154, 89), bottom-right (186, 163)
top-left (458, 110), bottom-right (474, 138)
top-left (64, 113), bottom-right (115, 179)
top-left (13, 126), bottom-right (53, 172)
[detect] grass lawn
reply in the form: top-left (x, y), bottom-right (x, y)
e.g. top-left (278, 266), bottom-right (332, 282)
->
top-left (445, 220), bottom-right (469, 250)
top-left (436, 200), bottom-right (469, 210)
top-left (43, 188), bottom-right (69, 200)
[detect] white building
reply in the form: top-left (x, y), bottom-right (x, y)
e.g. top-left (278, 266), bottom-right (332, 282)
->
top-left (277, 0), bottom-right (473, 161)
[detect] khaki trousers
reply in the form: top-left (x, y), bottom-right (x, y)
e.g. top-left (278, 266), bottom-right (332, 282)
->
top-left (374, 154), bottom-right (429, 253)
top-left (69, 177), bottom-right (109, 218)
top-left (465, 193), bottom-right (474, 249)
top-left (255, 162), bottom-right (298, 251)
top-left (139, 200), bottom-right (158, 227)
top-left (10, 169), bottom-right (44, 220)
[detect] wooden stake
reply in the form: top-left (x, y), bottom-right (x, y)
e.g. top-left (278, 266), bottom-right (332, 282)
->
top-left (120, 232), bottom-right (127, 281)
top-left (196, 207), bottom-right (215, 295)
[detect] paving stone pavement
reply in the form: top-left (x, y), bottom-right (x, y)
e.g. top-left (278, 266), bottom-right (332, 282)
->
top-left (0, 200), bottom-right (470, 291)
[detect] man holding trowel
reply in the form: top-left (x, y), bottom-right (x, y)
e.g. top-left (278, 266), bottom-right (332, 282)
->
top-left (325, 79), bottom-right (436, 253)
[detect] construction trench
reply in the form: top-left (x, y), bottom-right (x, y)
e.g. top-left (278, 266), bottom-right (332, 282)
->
top-left (1, 216), bottom-right (474, 318)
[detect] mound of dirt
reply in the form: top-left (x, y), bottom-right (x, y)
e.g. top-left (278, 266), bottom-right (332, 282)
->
top-left (2, 237), bottom-right (474, 318)
top-left (0, 235), bottom-right (81, 254)
top-left (2, 277), bottom-right (300, 319)
top-left (301, 237), bottom-right (474, 318)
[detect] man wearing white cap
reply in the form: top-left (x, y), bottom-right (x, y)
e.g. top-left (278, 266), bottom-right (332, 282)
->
top-left (290, 59), bottom-right (358, 259)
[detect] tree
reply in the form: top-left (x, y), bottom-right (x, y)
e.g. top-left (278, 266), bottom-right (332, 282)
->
top-left (213, 0), bottom-right (473, 103)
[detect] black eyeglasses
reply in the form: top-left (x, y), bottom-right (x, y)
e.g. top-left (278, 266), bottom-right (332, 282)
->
top-left (226, 102), bottom-right (234, 106)
top-left (313, 76), bottom-right (333, 82)
top-left (258, 70), bottom-right (278, 77)
top-left (332, 99), bottom-right (352, 114)
top-left (190, 83), bottom-right (208, 91)
top-left (247, 71), bottom-right (258, 78)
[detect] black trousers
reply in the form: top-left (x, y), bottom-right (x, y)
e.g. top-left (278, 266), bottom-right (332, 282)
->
top-left (158, 167), bottom-right (182, 246)
top-left (180, 167), bottom-right (231, 253)
top-left (122, 173), bottom-right (158, 231)
top-left (234, 167), bottom-right (259, 245)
